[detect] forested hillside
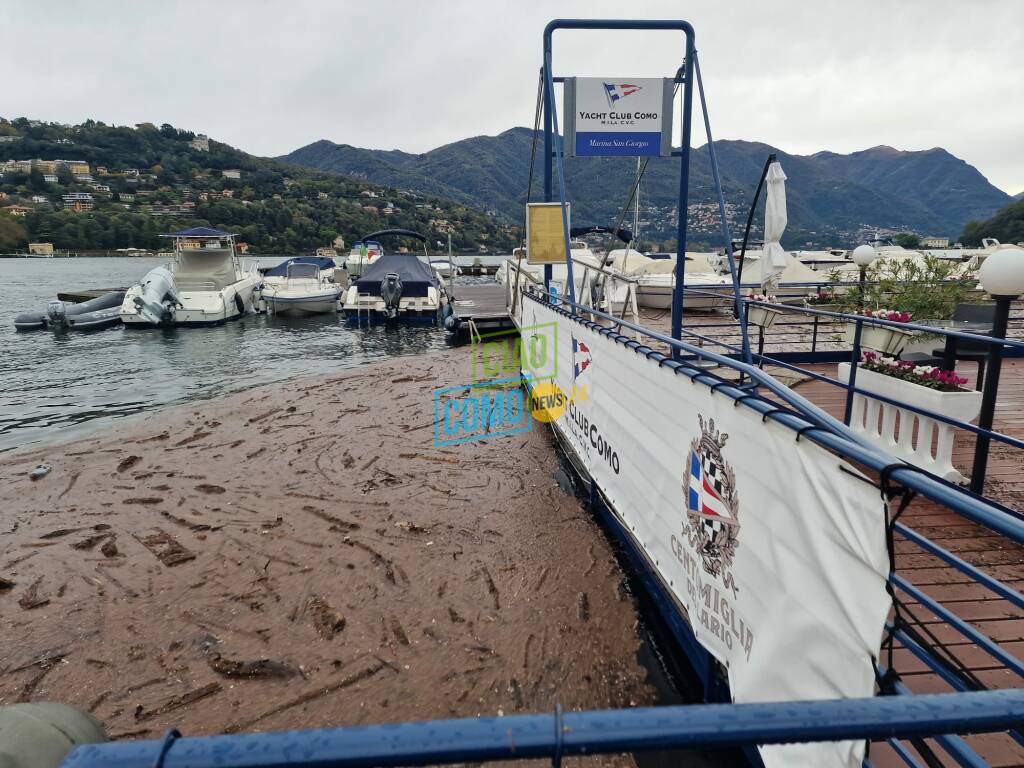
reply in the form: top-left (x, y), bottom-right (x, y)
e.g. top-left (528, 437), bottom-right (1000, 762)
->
top-left (0, 118), bottom-right (517, 253)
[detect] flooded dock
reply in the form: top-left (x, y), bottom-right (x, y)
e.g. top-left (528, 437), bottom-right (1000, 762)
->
top-left (0, 349), bottom-right (661, 740)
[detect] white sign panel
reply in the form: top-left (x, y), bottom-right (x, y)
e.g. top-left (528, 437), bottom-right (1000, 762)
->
top-left (518, 298), bottom-right (891, 768)
top-left (565, 77), bottom-right (673, 157)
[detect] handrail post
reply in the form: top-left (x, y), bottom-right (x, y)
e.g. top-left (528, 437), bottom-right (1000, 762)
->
top-left (969, 296), bottom-right (1012, 494)
top-left (844, 318), bottom-right (864, 426)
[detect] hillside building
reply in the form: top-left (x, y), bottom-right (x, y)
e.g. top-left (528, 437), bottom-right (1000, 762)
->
top-left (222, 169), bottom-right (241, 179)
top-left (62, 192), bottom-right (94, 211)
top-left (189, 134), bottom-right (210, 152)
top-left (2, 204), bottom-right (31, 217)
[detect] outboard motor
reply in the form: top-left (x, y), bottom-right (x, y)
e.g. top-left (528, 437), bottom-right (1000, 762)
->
top-left (380, 271), bottom-right (403, 319)
top-left (45, 300), bottom-right (68, 330)
top-left (133, 265), bottom-right (180, 326)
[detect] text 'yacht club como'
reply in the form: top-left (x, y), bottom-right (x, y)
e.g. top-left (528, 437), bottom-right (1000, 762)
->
top-left (1, 12), bottom-right (1023, 768)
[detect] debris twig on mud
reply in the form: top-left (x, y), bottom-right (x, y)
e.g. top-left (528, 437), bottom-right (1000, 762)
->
top-left (136, 529), bottom-right (196, 566)
top-left (307, 596), bottom-right (346, 639)
top-left (134, 682), bottom-right (222, 722)
top-left (207, 653), bottom-right (299, 679)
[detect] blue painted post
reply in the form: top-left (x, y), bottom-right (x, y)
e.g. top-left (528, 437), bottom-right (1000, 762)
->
top-left (692, 54), bottom-right (751, 366)
top-left (542, 58), bottom-right (553, 294)
top-left (671, 38), bottom-right (695, 352)
top-left (543, 51), bottom-right (577, 312)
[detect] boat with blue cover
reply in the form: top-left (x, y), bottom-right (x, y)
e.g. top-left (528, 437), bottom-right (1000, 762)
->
top-left (342, 229), bottom-right (449, 324)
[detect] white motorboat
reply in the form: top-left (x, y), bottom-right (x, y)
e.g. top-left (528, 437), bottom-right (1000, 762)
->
top-left (120, 227), bottom-right (261, 327)
top-left (342, 229), bottom-right (449, 324)
top-left (430, 260), bottom-right (459, 279)
top-left (610, 249), bottom-right (734, 311)
top-left (343, 239), bottom-right (384, 278)
top-left (261, 256), bottom-right (342, 315)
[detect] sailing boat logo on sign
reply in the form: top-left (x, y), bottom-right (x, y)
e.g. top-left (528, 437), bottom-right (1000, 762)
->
top-left (603, 82), bottom-right (641, 109)
top-left (683, 415), bottom-right (741, 596)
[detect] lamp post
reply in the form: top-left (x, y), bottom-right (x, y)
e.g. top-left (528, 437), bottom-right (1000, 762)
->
top-left (843, 245), bottom-right (879, 424)
top-left (970, 248), bottom-right (1024, 495)
top-left (851, 244), bottom-right (877, 310)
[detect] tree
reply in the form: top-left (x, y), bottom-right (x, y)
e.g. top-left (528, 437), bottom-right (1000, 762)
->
top-left (0, 213), bottom-right (28, 250)
top-left (28, 167), bottom-right (48, 191)
top-left (893, 232), bottom-right (921, 249)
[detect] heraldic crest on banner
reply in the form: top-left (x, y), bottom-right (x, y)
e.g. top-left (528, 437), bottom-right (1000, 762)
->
top-left (683, 415), bottom-right (741, 595)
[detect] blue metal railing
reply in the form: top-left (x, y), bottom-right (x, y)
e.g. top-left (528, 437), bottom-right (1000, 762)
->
top-left (61, 691), bottom-right (1024, 767)
top-left (522, 288), bottom-right (1024, 768)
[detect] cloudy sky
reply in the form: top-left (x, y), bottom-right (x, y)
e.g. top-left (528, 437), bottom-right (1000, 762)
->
top-left (4, 0), bottom-right (1023, 194)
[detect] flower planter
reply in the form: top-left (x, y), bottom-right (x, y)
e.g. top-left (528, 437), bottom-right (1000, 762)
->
top-left (747, 304), bottom-right (782, 329)
top-left (837, 362), bottom-right (982, 483)
top-left (843, 321), bottom-right (915, 355)
top-left (803, 302), bottom-right (841, 313)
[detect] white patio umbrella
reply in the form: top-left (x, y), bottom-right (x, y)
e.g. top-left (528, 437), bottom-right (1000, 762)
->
top-left (761, 161), bottom-right (788, 294)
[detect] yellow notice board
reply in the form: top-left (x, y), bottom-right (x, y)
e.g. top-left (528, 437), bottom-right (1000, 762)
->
top-left (526, 202), bottom-right (571, 265)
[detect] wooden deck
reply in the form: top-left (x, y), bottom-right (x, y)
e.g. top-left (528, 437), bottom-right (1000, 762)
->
top-left (788, 361), bottom-right (1024, 767)
top-left (449, 284), bottom-right (515, 336)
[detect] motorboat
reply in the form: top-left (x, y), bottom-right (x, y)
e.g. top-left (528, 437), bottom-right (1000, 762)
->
top-left (342, 229), bottom-right (449, 324)
top-left (343, 240), bottom-right (384, 278)
top-left (497, 227), bottom-right (633, 304)
top-left (260, 256), bottom-right (342, 315)
top-left (430, 260), bottom-right (459, 279)
top-left (120, 227), bottom-right (261, 327)
top-left (14, 291), bottom-right (125, 331)
top-left (733, 249), bottom-right (826, 301)
top-left (610, 249), bottom-right (733, 311)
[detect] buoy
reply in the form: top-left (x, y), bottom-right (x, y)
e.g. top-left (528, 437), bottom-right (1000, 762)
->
top-left (0, 702), bottom-right (106, 768)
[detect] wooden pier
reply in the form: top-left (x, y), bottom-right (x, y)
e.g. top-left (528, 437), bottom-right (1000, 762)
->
top-left (785, 361), bottom-right (1024, 768)
top-left (447, 283), bottom-right (514, 338)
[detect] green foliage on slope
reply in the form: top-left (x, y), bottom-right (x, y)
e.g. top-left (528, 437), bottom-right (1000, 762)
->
top-left (0, 118), bottom-right (517, 253)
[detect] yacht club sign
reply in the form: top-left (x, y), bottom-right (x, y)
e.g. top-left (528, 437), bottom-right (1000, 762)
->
top-left (563, 77), bottom-right (674, 157)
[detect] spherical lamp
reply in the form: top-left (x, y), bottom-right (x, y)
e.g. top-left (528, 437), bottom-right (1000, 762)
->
top-left (978, 248), bottom-right (1024, 298)
top-left (851, 244), bottom-right (878, 268)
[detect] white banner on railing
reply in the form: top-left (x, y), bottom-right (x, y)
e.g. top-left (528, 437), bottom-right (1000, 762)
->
top-left (519, 298), bottom-right (891, 768)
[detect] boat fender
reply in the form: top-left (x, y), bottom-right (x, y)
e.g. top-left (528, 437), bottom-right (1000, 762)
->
top-left (0, 702), bottom-right (106, 768)
top-left (234, 293), bottom-right (245, 315)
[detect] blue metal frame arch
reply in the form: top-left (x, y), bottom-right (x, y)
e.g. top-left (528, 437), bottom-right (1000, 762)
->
top-left (540, 19), bottom-right (695, 340)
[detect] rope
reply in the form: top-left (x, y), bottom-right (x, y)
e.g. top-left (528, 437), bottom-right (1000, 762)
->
top-left (877, 470), bottom-right (987, 695)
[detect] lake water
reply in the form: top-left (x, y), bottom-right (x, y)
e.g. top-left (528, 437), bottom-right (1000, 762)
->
top-left (0, 256), bottom-right (504, 453)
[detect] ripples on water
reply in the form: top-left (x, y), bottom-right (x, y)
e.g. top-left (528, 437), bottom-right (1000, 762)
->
top-left (0, 256), bottom-right (501, 453)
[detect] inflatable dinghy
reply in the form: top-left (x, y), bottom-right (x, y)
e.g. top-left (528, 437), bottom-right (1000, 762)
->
top-left (13, 291), bottom-right (126, 331)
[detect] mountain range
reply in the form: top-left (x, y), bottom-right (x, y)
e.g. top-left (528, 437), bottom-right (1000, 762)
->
top-left (282, 129), bottom-right (1012, 248)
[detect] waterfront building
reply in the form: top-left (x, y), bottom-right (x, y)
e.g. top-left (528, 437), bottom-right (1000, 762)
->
top-left (921, 235), bottom-right (951, 248)
top-left (28, 242), bottom-right (54, 256)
